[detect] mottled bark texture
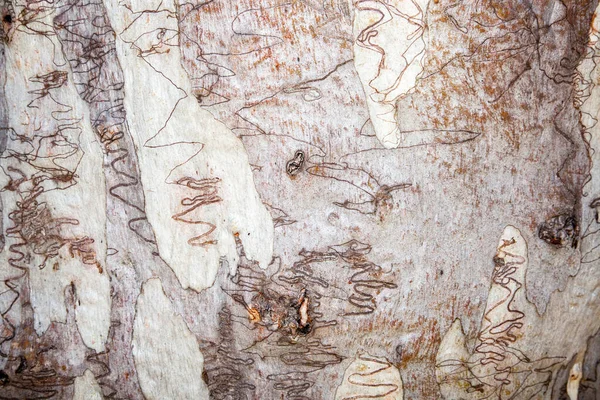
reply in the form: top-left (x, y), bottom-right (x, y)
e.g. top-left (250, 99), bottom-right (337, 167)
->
top-left (0, 0), bottom-right (599, 399)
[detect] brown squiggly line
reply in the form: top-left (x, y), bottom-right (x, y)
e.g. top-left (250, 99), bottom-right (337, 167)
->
top-left (0, 37), bottom-right (102, 397)
top-left (341, 354), bottom-right (400, 400)
top-left (203, 306), bottom-right (256, 400)
top-left (354, 0), bottom-right (426, 103)
top-left (54, 0), bottom-right (157, 245)
top-left (437, 238), bottom-right (564, 398)
top-left (171, 176), bottom-right (221, 247)
top-left (220, 237), bottom-right (397, 399)
top-left (577, 18), bottom-right (600, 264)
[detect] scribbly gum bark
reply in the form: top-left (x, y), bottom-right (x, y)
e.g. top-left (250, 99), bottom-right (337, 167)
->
top-left (0, 0), bottom-right (599, 399)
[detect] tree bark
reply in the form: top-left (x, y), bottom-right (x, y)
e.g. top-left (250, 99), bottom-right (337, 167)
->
top-left (0, 0), bottom-right (599, 399)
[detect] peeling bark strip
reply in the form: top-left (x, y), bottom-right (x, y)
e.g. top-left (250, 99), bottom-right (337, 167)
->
top-left (0, 0), bottom-right (599, 399)
top-left (436, 226), bottom-right (565, 399)
top-left (52, 0), bottom-right (159, 397)
top-left (133, 278), bottom-right (209, 399)
top-left (54, 0), bottom-right (155, 244)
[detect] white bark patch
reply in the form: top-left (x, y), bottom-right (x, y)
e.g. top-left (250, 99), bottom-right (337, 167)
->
top-left (352, 0), bottom-right (429, 148)
top-left (436, 318), bottom-right (469, 365)
top-left (567, 358), bottom-right (583, 400)
top-left (132, 278), bottom-right (209, 399)
top-left (27, 246), bottom-right (110, 352)
top-left (435, 226), bottom-right (564, 399)
top-left (1, 2), bottom-right (110, 352)
top-left (73, 370), bottom-right (104, 400)
top-left (335, 353), bottom-right (403, 399)
top-left (435, 318), bottom-right (469, 397)
top-left (479, 225), bottom-right (528, 344)
top-left (102, 0), bottom-right (273, 291)
top-left (579, 4), bottom-right (600, 263)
